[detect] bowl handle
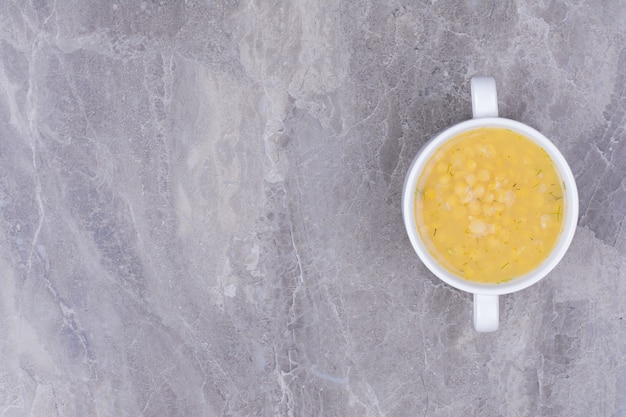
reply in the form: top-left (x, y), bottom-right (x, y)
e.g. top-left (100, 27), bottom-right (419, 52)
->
top-left (474, 294), bottom-right (499, 332)
top-left (471, 76), bottom-right (499, 118)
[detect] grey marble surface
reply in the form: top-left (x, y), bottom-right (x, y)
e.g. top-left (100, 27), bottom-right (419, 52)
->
top-left (0, 1), bottom-right (625, 416)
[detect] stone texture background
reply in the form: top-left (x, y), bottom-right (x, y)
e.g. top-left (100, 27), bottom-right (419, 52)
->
top-left (0, 1), bottom-right (624, 416)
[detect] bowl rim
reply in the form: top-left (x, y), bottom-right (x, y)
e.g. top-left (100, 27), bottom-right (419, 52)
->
top-left (402, 118), bottom-right (579, 295)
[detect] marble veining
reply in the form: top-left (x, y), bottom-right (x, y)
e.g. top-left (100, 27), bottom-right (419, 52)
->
top-left (0, 1), bottom-right (625, 416)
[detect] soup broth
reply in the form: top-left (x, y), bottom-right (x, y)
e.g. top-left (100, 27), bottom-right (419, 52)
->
top-left (415, 127), bottom-right (565, 283)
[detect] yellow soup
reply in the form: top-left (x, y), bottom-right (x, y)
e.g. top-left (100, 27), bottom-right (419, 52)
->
top-left (415, 127), bottom-right (565, 283)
